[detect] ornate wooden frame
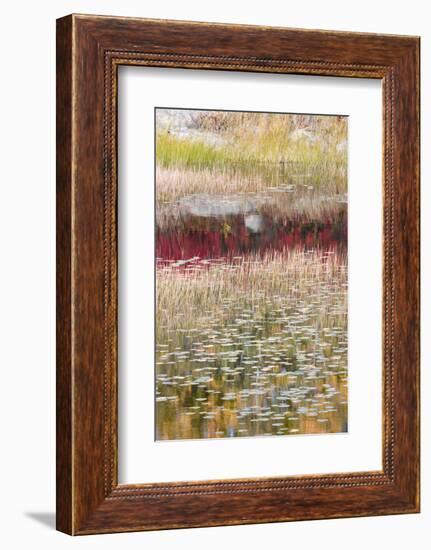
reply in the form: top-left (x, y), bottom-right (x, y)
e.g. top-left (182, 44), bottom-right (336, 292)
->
top-left (56, 14), bottom-right (420, 535)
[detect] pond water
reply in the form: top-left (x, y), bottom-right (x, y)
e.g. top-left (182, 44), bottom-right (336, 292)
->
top-left (156, 282), bottom-right (348, 440)
top-left (155, 162), bottom-right (348, 441)
top-left (157, 209), bottom-right (347, 262)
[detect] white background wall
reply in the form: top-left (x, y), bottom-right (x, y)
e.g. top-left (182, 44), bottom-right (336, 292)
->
top-left (0, 1), bottom-right (427, 548)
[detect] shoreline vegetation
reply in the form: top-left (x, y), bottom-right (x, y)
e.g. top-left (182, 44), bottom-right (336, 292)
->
top-left (155, 108), bottom-right (348, 440)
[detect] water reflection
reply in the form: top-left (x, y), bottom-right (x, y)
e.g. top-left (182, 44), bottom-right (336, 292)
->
top-left (156, 253), bottom-right (348, 440)
top-left (156, 160), bottom-right (348, 441)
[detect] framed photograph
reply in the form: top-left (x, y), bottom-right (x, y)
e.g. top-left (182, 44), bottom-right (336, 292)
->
top-left (56, 14), bottom-right (420, 535)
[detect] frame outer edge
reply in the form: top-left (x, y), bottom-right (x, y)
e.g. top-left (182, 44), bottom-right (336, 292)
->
top-left (56, 14), bottom-right (421, 535)
top-left (56, 14), bottom-right (74, 535)
top-left (392, 38), bottom-right (420, 511)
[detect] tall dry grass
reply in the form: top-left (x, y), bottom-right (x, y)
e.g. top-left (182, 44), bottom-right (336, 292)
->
top-left (156, 166), bottom-right (266, 203)
top-left (156, 250), bottom-right (347, 339)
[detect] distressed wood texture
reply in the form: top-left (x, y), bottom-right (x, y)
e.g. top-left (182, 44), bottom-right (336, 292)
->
top-left (56, 14), bottom-right (420, 535)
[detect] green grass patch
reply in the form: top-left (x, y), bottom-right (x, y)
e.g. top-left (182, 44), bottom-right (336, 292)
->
top-left (156, 132), bottom-right (227, 170)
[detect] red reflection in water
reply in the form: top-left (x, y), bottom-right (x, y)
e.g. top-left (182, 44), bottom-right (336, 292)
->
top-left (156, 212), bottom-right (347, 262)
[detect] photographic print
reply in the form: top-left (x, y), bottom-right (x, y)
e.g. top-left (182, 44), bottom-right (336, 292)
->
top-left (155, 107), bottom-right (348, 441)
